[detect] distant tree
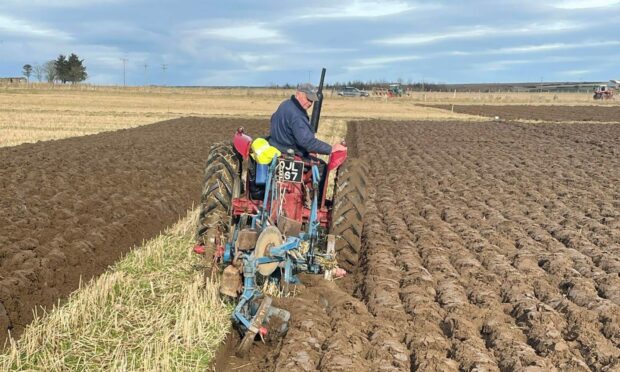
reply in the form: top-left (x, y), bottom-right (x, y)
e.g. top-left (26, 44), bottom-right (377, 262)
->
top-left (54, 53), bottom-right (87, 84)
top-left (33, 64), bottom-right (44, 82)
top-left (66, 53), bottom-right (87, 83)
top-left (43, 60), bottom-right (57, 83)
top-left (55, 55), bottom-right (69, 83)
top-left (22, 64), bottom-right (32, 82)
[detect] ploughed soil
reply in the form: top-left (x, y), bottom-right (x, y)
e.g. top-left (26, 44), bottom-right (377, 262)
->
top-left (0, 117), bottom-right (268, 345)
top-left (217, 120), bottom-right (620, 371)
top-left (424, 104), bottom-right (620, 122)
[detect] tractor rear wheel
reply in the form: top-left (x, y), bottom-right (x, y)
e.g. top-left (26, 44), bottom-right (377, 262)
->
top-left (196, 142), bottom-right (240, 247)
top-left (330, 158), bottom-right (368, 272)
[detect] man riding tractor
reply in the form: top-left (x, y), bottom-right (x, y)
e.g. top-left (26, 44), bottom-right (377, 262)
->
top-left (194, 69), bottom-right (368, 355)
top-left (269, 82), bottom-right (333, 197)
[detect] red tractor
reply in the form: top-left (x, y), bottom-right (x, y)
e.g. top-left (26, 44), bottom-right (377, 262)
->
top-left (194, 68), bottom-right (368, 355)
top-left (593, 84), bottom-right (615, 100)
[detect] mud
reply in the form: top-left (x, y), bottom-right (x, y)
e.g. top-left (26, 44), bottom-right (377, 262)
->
top-left (217, 119), bottom-right (620, 371)
top-left (425, 104), bottom-right (620, 122)
top-left (4, 114), bottom-right (619, 370)
top-left (0, 117), bottom-right (268, 344)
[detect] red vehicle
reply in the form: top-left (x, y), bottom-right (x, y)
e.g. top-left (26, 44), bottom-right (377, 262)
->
top-left (194, 69), bottom-right (368, 355)
top-left (593, 84), bottom-right (615, 100)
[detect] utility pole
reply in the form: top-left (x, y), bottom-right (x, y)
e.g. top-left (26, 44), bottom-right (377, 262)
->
top-left (120, 58), bottom-right (128, 87)
top-left (144, 63), bottom-right (148, 86)
top-left (162, 64), bottom-right (167, 86)
top-left (539, 76), bottom-right (543, 92)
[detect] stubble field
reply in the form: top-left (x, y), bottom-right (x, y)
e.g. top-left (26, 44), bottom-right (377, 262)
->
top-left (1, 85), bottom-right (619, 371)
top-left (0, 84), bottom-right (479, 148)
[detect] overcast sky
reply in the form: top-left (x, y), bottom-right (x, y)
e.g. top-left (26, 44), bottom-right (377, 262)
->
top-left (0, 0), bottom-right (619, 86)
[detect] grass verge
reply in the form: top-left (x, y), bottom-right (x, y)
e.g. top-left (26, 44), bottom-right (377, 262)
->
top-left (0, 209), bottom-right (230, 371)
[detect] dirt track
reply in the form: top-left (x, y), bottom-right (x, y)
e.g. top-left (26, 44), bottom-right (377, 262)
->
top-left (0, 117), bottom-right (268, 344)
top-left (219, 120), bottom-right (620, 371)
top-left (425, 104), bottom-right (620, 122)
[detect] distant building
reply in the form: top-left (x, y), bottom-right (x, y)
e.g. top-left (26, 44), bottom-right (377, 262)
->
top-left (0, 77), bottom-right (27, 84)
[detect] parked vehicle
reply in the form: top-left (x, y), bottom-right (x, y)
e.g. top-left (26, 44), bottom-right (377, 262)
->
top-left (593, 84), bottom-right (615, 100)
top-left (337, 86), bottom-right (369, 97)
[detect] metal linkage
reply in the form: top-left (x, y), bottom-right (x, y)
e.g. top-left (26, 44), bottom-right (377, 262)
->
top-left (229, 152), bottom-right (345, 356)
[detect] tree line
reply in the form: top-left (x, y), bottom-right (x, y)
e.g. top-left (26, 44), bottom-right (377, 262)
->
top-left (328, 79), bottom-right (443, 92)
top-left (22, 53), bottom-right (87, 84)
top-left (269, 79), bottom-right (444, 92)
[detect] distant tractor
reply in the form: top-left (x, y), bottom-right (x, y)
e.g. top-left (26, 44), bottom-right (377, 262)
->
top-left (593, 84), bottom-right (615, 100)
top-left (387, 83), bottom-right (404, 97)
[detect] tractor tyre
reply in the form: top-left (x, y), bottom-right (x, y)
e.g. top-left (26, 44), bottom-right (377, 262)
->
top-left (330, 158), bottom-right (368, 272)
top-left (196, 141), bottom-right (240, 247)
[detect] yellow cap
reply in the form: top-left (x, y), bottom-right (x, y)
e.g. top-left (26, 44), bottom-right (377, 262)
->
top-left (251, 138), bottom-right (281, 164)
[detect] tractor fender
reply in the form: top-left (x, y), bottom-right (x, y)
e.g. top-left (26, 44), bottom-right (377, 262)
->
top-left (233, 128), bottom-right (252, 159)
top-left (327, 143), bottom-right (347, 171)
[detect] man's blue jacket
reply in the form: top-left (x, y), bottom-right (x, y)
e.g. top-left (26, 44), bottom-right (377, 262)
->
top-left (269, 96), bottom-right (332, 157)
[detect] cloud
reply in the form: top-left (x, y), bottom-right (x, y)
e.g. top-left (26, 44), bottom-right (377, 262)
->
top-left (236, 53), bottom-right (280, 72)
top-left (343, 40), bottom-right (606, 73)
top-left (0, 0), bottom-right (124, 7)
top-left (0, 14), bottom-right (73, 40)
top-left (2, 0), bottom-right (618, 85)
top-left (77, 20), bottom-right (161, 42)
top-left (475, 55), bottom-right (586, 72)
top-left (193, 23), bottom-right (287, 44)
top-left (374, 26), bottom-right (494, 45)
top-left (553, 0), bottom-right (620, 9)
top-left (479, 59), bottom-right (538, 72)
top-left (461, 40), bottom-right (620, 55)
top-left (194, 68), bottom-right (267, 86)
top-left (374, 21), bottom-right (584, 45)
top-left (344, 54), bottom-right (421, 72)
top-left (298, 0), bottom-right (416, 19)
top-left (292, 47), bottom-right (358, 54)
top-left (175, 21), bottom-right (288, 59)
top-left (561, 69), bottom-right (592, 76)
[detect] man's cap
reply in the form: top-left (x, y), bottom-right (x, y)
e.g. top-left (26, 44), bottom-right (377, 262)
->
top-left (297, 83), bottom-right (319, 102)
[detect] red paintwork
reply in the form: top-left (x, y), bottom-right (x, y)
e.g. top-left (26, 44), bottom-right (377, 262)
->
top-left (232, 188), bottom-right (330, 228)
top-left (230, 131), bottom-right (346, 229)
top-left (327, 143), bottom-right (347, 171)
top-left (233, 128), bottom-right (252, 159)
top-left (232, 198), bottom-right (260, 214)
top-left (259, 327), bottom-right (268, 337)
top-left (321, 144), bottom-right (348, 207)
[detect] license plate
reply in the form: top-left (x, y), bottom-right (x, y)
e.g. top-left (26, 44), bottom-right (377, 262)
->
top-left (276, 159), bottom-right (304, 183)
